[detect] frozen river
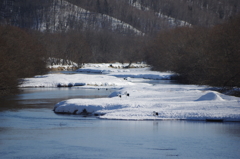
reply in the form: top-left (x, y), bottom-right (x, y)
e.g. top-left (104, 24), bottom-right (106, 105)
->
top-left (0, 83), bottom-right (240, 159)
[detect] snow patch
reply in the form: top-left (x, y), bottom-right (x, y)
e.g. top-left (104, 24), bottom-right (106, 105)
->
top-left (54, 98), bottom-right (128, 115)
top-left (20, 74), bottom-right (134, 88)
top-left (156, 12), bottom-right (192, 27)
top-left (195, 92), bottom-right (224, 101)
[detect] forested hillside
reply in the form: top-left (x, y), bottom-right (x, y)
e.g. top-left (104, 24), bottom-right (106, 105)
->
top-left (130, 0), bottom-right (240, 26)
top-left (2, 0), bottom-right (239, 34)
top-left (0, 0), bottom-right (240, 96)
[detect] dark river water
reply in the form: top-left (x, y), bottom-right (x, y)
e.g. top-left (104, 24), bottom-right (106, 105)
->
top-left (0, 84), bottom-right (240, 159)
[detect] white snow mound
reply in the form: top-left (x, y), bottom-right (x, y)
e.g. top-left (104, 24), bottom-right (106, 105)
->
top-left (196, 92), bottom-right (224, 101)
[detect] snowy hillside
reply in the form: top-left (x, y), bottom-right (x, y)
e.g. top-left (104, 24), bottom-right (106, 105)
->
top-left (129, 0), bottom-right (191, 27)
top-left (156, 12), bottom-right (192, 27)
top-left (37, 0), bottom-right (143, 34)
top-left (1, 0), bottom-right (239, 33)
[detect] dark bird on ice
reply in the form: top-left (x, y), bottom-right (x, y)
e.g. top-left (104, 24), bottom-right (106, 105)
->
top-left (153, 111), bottom-right (158, 116)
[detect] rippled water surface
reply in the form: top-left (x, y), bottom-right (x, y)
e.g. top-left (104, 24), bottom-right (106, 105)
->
top-left (0, 86), bottom-right (240, 159)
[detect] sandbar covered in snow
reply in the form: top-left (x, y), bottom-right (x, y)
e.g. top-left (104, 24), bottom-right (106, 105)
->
top-left (20, 63), bottom-right (240, 121)
top-left (54, 83), bottom-right (240, 121)
top-left (21, 63), bottom-right (174, 88)
top-left (20, 73), bottom-right (135, 88)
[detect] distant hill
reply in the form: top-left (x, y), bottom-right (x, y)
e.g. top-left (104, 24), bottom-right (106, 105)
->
top-left (128, 0), bottom-right (240, 26)
top-left (0, 0), bottom-right (140, 34)
top-left (6, 0), bottom-right (240, 34)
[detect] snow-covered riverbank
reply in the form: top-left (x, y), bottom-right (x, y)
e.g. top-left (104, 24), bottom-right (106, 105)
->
top-left (20, 63), bottom-right (240, 121)
top-left (53, 84), bottom-right (240, 121)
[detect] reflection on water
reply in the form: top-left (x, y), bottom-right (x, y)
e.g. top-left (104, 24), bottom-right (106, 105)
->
top-left (0, 87), bottom-right (115, 111)
top-left (130, 79), bottom-right (179, 85)
top-left (17, 87), bottom-right (115, 100)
